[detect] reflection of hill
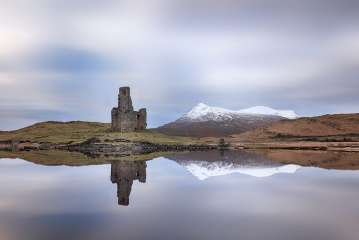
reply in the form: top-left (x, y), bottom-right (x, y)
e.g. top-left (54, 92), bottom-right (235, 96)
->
top-left (166, 150), bottom-right (359, 179)
top-left (110, 161), bottom-right (147, 206)
top-left (0, 150), bottom-right (163, 166)
top-left (0, 150), bottom-right (151, 206)
top-left (256, 150), bottom-right (359, 170)
top-left (167, 151), bottom-right (300, 180)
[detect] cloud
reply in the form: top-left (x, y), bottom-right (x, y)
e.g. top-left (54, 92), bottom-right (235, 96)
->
top-left (29, 47), bottom-right (115, 73)
top-left (0, 0), bottom-right (359, 129)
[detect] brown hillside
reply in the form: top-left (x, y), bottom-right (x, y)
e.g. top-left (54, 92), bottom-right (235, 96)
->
top-left (156, 116), bottom-right (283, 137)
top-left (235, 114), bottom-right (359, 142)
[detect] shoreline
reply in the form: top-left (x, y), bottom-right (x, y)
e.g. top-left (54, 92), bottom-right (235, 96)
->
top-left (1, 148), bottom-right (359, 171)
top-left (232, 141), bottom-right (359, 152)
top-left (0, 138), bottom-right (217, 155)
top-left (1, 138), bottom-right (359, 155)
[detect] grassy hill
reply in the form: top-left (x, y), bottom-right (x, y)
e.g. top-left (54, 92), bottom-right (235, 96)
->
top-left (234, 114), bottom-right (359, 142)
top-left (0, 121), bottom-right (203, 145)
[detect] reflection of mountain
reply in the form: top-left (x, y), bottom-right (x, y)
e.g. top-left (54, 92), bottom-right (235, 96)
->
top-left (183, 162), bottom-right (300, 180)
top-left (167, 151), bottom-right (301, 180)
top-left (110, 161), bottom-right (147, 206)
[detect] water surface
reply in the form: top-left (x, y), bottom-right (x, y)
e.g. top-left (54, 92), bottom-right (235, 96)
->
top-left (0, 151), bottom-right (359, 240)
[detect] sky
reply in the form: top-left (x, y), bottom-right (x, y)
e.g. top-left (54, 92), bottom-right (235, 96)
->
top-left (0, 0), bottom-right (359, 130)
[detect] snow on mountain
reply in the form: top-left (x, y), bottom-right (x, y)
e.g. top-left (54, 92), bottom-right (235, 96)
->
top-left (183, 103), bottom-right (238, 121)
top-left (182, 103), bottom-right (298, 122)
top-left (182, 161), bottom-right (301, 180)
top-left (238, 106), bottom-right (298, 119)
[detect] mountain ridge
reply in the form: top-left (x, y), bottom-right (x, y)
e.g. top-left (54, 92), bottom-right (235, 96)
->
top-left (181, 103), bottom-right (298, 122)
top-left (157, 103), bottom-right (298, 137)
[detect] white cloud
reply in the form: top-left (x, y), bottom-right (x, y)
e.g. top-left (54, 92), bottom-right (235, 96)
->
top-left (0, 0), bottom-right (359, 129)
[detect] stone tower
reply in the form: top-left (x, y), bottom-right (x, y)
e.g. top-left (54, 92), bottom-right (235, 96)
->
top-left (111, 87), bottom-right (147, 132)
top-left (118, 87), bottom-right (133, 112)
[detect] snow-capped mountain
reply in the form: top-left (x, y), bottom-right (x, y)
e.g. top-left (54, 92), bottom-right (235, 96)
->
top-left (157, 103), bottom-right (298, 137)
top-left (183, 161), bottom-right (301, 180)
top-left (183, 103), bottom-right (298, 121)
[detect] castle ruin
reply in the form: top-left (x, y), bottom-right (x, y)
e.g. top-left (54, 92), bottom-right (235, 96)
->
top-left (111, 87), bottom-right (147, 132)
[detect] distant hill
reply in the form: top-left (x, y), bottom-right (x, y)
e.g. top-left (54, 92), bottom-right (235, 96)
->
top-left (0, 121), bottom-right (201, 145)
top-left (0, 121), bottom-right (109, 143)
top-left (156, 103), bottom-right (298, 137)
top-left (235, 114), bottom-right (359, 142)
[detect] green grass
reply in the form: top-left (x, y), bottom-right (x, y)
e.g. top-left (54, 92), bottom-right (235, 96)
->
top-left (0, 121), bottom-right (202, 145)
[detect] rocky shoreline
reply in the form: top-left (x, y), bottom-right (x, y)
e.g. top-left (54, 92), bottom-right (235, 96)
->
top-left (0, 138), bottom-right (217, 155)
top-left (2, 137), bottom-right (359, 156)
top-left (231, 141), bottom-right (359, 152)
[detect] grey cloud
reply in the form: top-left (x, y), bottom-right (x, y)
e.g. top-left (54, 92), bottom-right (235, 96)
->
top-left (0, 108), bottom-right (69, 131)
top-left (0, 108), bottom-right (68, 121)
top-left (165, 0), bottom-right (359, 30)
top-left (31, 47), bottom-right (114, 73)
top-left (0, 0), bottom-right (358, 129)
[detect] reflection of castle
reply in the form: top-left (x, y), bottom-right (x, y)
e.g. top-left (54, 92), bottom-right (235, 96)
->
top-left (110, 161), bottom-right (147, 206)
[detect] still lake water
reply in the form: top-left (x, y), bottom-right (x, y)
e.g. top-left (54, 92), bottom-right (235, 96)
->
top-left (0, 151), bottom-right (359, 240)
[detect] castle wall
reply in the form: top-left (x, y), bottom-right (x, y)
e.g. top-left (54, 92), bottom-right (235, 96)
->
top-left (137, 108), bottom-right (147, 130)
top-left (111, 87), bottom-right (147, 132)
top-left (111, 108), bottom-right (119, 130)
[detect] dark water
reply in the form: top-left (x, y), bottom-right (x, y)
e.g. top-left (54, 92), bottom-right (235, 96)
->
top-left (0, 151), bottom-right (359, 240)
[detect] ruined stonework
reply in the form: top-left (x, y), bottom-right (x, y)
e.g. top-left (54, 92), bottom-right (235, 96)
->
top-left (111, 87), bottom-right (147, 132)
